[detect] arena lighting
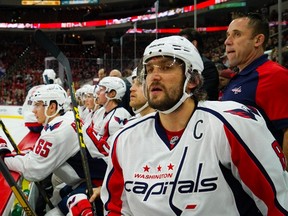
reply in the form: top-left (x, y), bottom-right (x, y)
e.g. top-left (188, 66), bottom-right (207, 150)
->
top-left (22, 1), bottom-right (60, 5)
top-left (1, 0), bottom-right (230, 30)
top-left (125, 26), bottom-right (229, 34)
top-left (22, 0), bottom-right (98, 5)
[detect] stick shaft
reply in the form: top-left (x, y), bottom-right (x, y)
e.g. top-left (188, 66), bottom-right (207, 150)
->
top-left (0, 159), bottom-right (36, 216)
top-left (34, 29), bottom-right (96, 214)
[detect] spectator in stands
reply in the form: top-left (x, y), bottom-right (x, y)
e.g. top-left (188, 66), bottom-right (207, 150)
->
top-left (93, 68), bottom-right (106, 85)
top-left (109, 69), bottom-right (122, 77)
top-left (122, 68), bottom-right (133, 84)
top-left (179, 28), bottom-right (219, 100)
top-left (283, 49), bottom-right (288, 69)
top-left (221, 12), bottom-right (288, 166)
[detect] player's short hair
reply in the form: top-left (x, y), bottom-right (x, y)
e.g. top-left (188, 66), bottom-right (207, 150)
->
top-left (233, 12), bottom-right (269, 49)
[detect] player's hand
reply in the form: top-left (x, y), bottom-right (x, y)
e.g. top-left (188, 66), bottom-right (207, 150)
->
top-left (0, 137), bottom-right (11, 159)
top-left (89, 186), bottom-right (102, 203)
top-left (67, 193), bottom-right (92, 216)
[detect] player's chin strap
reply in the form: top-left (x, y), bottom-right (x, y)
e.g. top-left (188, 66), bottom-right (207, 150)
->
top-left (43, 103), bottom-right (63, 126)
top-left (159, 77), bottom-right (192, 115)
top-left (92, 96), bottom-right (99, 111)
top-left (103, 92), bottom-right (118, 108)
top-left (133, 102), bottom-right (149, 114)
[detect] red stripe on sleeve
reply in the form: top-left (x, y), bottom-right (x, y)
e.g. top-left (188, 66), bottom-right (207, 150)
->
top-left (106, 137), bottom-right (124, 216)
top-left (224, 126), bottom-right (285, 215)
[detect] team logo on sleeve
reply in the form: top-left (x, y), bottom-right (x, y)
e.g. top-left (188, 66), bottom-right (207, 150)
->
top-left (44, 121), bottom-right (63, 131)
top-left (114, 116), bottom-right (128, 125)
top-left (224, 105), bottom-right (260, 120)
top-left (231, 86), bottom-right (242, 94)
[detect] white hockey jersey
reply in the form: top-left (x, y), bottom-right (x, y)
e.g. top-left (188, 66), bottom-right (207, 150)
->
top-left (83, 106), bottom-right (131, 160)
top-left (5, 111), bottom-right (82, 185)
top-left (101, 101), bottom-right (288, 216)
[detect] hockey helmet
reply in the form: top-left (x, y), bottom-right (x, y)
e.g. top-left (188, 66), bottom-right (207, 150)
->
top-left (31, 84), bottom-right (67, 114)
top-left (143, 35), bottom-right (203, 78)
top-left (42, 69), bottom-right (56, 84)
top-left (98, 76), bottom-right (126, 100)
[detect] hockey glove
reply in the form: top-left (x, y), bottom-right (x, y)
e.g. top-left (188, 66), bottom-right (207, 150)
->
top-left (0, 137), bottom-right (11, 159)
top-left (67, 193), bottom-right (93, 216)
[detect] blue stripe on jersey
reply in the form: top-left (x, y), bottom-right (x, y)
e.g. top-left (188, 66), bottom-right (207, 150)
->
top-left (197, 106), bottom-right (288, 215)
top-left (219, 162), bottom-right (262, 215)
top-left (155, 113), bottom-right (171, 149)
top-left (66, 150), bottom-right (107, 180)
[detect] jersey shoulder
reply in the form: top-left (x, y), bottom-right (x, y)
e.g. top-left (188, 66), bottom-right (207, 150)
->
top-left (114, 112), bottom-right (156, 138)
top-left (197, 101), bottom-right (265, 124)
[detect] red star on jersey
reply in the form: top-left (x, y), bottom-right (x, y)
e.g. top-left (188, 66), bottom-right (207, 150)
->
top-left (157, 165), bottom-right (162, 172)
top-left (143, 165), bottom-right (150, 172)
top-left (167, 163), bottom-right (174, 170)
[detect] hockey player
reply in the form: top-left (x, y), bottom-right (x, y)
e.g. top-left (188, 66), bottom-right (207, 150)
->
top-left (129, 66), bottom-right (155, 119)
top-left (83, 76), bottom-right (131, 160)
top-left (23, 69), bottom-right (62, 133)
top-left (75, 84), bottom-right (94, 121)
top-left (82, 84), bottom-right (100, 122)
top-left (87, 66), bottom-right (156, 206)
top-left (101, 36), bottom-right (288, 215)
top-left (22, 69), bottom-right (64, 214)
top-left (0, 84), bottom-right (107, 215)
top-left (65, 77), bottom-right (131, 215)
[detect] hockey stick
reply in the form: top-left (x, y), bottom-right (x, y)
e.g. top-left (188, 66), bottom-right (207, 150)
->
top-left (0, 159), bottom-right (36, 216)
top-left (34, 29), bottom-right (97, 214)
top-left (0, 118), bottom-right (55, 209)
top-left (0, 118), bottom-right (20, 154)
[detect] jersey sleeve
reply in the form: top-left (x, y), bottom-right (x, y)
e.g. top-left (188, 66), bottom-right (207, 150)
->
top-left (218, 106), bottom-right (288, 215)
top-left (5, 118), bottom-right (79, 182)
top-left (256, 63), bottom-right (288, 130)
top-left (101, 134), bottom-right (133, 216)
top-left (84, 108), bottom-right (130, 160)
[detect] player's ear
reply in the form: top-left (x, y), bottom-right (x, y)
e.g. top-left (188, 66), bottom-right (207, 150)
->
top-left (191, 40), bottom-right (198, 48)
top-left (108, 90), bottom-right (116, 98)
top-left (254, 34), bottom-right (265, 47)
top-left (49, 101), bottom-right (57, 113)
top-left (187, 76), bottom-right (199, 92)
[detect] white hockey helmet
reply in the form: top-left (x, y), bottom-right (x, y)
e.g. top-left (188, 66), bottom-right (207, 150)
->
top-left (77, 84), bottom-right (92, 101)
top-left (42, 69), bottom-right (56, 84)
top-left (143, 35), bottom-right (203, 77)
top-left (142, 36), bottom-right (204, 114)
top-left (132, 67), bottom-right (137, 79)
top-left (31, 84), bottom-right (67, 114)
top-left (98, 76), bottom-right (126, 100)
top-left (93, 85), bottom-right (100, 99)
top-left (75, 87), bottom-right (84, 99)
top-left (82, 84), bottom-right (95, 96)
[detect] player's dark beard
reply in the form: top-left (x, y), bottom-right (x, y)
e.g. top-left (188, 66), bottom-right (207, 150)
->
top-left (147, 81), bottom-right (183, 111)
